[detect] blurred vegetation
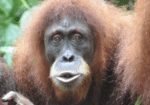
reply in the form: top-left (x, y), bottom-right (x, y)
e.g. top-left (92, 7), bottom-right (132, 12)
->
top-left (0, 0), bottom-right (42, 67)
top-left (0, 0), bottom-right (135, 67)
top-left (106, 0), bottom-right (136, 10)
top-left (135, 96), bottom-right (142, 105)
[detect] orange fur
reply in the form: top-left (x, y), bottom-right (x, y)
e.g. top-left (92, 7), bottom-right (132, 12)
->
top-left (115, 0), bottom-right (150, 104)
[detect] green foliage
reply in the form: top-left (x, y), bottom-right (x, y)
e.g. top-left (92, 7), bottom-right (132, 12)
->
top-left (107, 0), bottom-right (136, 10)
top-left (135, 96), bottom-right (142, 105)
top-left (0, 0), bottom-right (42, 67)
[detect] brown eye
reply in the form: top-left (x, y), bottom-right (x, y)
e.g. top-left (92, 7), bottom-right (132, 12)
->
top-left (53, 35), bottom-right (62, 44)
top-left (73, 34), bottom-right (82, 42)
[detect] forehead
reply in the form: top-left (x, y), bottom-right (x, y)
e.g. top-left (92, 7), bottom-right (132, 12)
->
top-left (56, 17), bottom-right (85, 27)
top-left (46, 16), bottom-right (90, 32)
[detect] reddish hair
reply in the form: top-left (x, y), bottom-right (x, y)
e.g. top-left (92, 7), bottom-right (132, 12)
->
top-left (115, 0), bottom-right (150, 104)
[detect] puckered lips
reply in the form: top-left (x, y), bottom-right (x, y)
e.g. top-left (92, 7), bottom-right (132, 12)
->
top-left (55, 71), bottom-right (82, 83)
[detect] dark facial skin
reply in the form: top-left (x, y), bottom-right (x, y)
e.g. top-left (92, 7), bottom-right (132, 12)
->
top-left (44, 17), bottom-right (94, 92)
top-left (44, 17), bottom-right (94, 65)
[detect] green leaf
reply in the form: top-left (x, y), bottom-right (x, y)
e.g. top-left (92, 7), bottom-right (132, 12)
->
top-left (2, 17), bottom-right (14, 24)
top-left (0, 24), bottom-right (7, 47)
top-left (19, 10), bottom-right (31, 28)
top-left (0, 10), bottom-right (5, 21)
top-left (5, 23), bottom-right (21, 46)
top-left (4, 52), bottom-right (13, 67)
top-left (19, 6), bottom-right (37, 27)
top-left (0, 46), bottom-right (14, 67)
top-left (0, 0), bottom-right (13, 17)
top-left (135, 96), bottom-right (142, 105)
top-left (0, 47), bottom-right (14, 53)
top-left (9, 0), bottom-right (20, 17)
top-left (28, 0), bottom-right (42, 5)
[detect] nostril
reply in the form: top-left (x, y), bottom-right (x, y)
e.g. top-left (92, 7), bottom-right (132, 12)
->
top-left (69, 56), bottom-right (74, 62)
top-left (63, 56), bottom-right (74, 62)
top-left (63, 56), bottom-right (68, 62)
